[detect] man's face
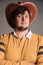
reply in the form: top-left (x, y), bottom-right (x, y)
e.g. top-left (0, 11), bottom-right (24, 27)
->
top-left (15, 11), bottom-right (30, 31)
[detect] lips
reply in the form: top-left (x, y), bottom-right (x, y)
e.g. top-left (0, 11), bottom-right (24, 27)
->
top-left (21, 22), bottom-right (26, 24)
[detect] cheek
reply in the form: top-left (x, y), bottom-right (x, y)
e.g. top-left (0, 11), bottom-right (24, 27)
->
top-left (16, 19), bottom-right (21, 26)
top-left (26, 18), bottom-right (30, 24)
top-left (16, 18), bottom-right (21, 23)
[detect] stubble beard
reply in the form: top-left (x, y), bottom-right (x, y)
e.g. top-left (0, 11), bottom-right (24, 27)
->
top-left (15, 26), bottom-right (29, 31)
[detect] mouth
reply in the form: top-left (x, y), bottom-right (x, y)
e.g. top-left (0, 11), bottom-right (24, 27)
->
top-left (21, 22), bottom-right (26, 24)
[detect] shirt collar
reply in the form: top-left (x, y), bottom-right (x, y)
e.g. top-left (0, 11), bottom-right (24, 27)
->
top-left (14, 30), bottom-right (32, 39)
top-left (26, 30), bottom-right (32, 39)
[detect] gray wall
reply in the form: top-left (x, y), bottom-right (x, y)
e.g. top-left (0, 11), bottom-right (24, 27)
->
top-left (0, 0), bottom-right (43, 36)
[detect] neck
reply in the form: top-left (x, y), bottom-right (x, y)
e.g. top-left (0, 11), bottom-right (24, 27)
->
top-left (15, 29), bottom-right (29, 39)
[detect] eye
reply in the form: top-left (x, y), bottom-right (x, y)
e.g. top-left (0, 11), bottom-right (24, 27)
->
top-left (25, 15), bottom-right (29, 18)
top-left (18, 15), bottom-right (21, 18)
top-left (17, 14), bottom-right (22, 18)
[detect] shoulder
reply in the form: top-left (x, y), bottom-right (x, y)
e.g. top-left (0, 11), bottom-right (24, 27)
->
top-left (32, 33), bottom-right (42, 37)
top-left (0, 34), bottom-right (9, 40)
top-left (0, 32), bottom-right (14, 43)
top-left (0, 32), bottom-right (13, 39)
top-left (0, 33), bottom-right (10, 45)
top-left (33, 33), bottom-right (43, 43)
top-left (32, 33), bottom-right (42, 39)
top-left (0, 32), bottom-right (14, 49)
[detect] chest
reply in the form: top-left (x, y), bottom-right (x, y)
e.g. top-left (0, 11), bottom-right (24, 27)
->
top-left (5, 36), bottom-right (38, 62)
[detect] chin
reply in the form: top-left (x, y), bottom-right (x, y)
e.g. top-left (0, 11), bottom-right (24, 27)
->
top-left (17, 26), bottom-right (29, 31)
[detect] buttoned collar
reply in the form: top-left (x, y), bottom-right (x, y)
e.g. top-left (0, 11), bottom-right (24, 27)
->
top-left (14, 30), bottom-right (32, 39)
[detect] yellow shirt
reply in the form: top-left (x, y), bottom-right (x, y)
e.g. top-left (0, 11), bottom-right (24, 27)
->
top-left (0, 31), bottom-right (43, 65)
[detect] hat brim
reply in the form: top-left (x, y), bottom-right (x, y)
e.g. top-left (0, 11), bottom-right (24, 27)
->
top-left (5, 2), bottom-right (37, 29)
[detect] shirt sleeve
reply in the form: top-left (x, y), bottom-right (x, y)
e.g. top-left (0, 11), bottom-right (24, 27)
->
top-left (0, 34), bottom-right (20, 65)
top-left (36, 36), bottom-right (43, 65)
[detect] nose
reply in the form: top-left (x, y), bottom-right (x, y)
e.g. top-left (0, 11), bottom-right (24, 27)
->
top-left (22, 16), bottom-right (24, 22)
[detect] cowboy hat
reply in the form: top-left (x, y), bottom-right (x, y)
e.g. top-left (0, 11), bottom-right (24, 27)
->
top-left (5, 1), bottom-right (37, 29)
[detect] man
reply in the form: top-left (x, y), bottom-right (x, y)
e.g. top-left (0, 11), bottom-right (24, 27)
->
top-left (0, 1), bottom-right (43, 65)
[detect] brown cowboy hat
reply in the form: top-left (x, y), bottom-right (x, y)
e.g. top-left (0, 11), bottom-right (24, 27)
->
top-left (5, 1), bottom-right (37, 29)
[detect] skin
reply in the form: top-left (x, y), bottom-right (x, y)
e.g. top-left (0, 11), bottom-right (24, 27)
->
top-left (15, 11), bottom-right (30, 31)
top-left (14, 11), bottom-right (30, 39)
top-left (14, 10), bottom-right (35, 65)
